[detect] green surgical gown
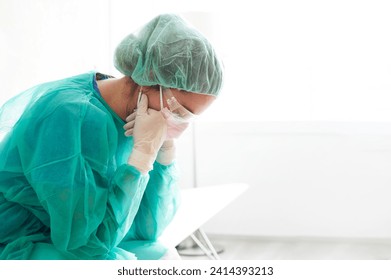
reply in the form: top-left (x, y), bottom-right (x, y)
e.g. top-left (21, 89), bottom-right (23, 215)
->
top-left (0, 72), bottom-right (180, 260)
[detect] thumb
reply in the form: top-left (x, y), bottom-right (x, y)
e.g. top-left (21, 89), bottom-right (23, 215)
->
top-left (137, 94), bottom-right (148, 115)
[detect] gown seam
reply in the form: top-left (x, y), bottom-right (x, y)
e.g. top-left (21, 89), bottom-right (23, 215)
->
top-left (24, 153), bottom-right (81, 175)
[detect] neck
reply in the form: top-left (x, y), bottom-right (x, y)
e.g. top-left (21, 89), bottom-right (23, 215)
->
top-left (97, 76), bottom-right (138, 120)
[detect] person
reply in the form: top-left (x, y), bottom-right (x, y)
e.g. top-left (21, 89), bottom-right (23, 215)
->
top-left (0, 13), bottom-right (223, 260)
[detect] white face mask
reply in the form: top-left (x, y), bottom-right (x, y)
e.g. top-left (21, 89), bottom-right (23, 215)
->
top-left (159, 86), bottom-right (195, 139)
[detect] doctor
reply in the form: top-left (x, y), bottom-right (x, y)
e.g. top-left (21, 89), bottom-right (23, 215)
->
top-left (0, 13), bottom-right (223, 260)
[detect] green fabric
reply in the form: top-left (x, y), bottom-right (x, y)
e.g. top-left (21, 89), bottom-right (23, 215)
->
top-left (0, 72), bottom-right (180, 260)
top-left (114, 13), bottom-right (224, 96)
top-left (119, 240), bottom-right (168, 260)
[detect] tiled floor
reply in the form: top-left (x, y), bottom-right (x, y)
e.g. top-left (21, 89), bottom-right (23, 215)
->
top-left (178, 234), bottom-right (391, 260)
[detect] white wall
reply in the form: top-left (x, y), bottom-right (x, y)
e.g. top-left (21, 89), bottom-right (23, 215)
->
top-left (3, 1), bottom-right (391, 122)
top-left (196, 121), bottom-right (391, 239)
top-left (0, 0), bottom-right (112, 106)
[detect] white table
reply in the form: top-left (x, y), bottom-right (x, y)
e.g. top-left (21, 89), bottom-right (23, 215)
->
top-left (159, 183), bottom-right (249, 258)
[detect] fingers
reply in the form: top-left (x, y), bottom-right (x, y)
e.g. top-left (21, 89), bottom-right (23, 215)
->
top-left (161, 107), bottom-right (171, 119)
top-left (124, 111), bottom-right (136, 136)
top-left (124, 128), bottom-right (134, 136)
top-left (124, 122), bottom-right (134, 136)
top-left (124, 100), bottom-right (166, 137)
top-left (123, 120), bottom-right (135, 131)
top-left (126, 111), bottom-right (136, 122)
top-left (136, 94), bottom-right (148, 115)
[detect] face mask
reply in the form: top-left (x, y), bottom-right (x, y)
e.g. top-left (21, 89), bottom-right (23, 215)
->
top-left (160, 86), bottom-right (195, 139)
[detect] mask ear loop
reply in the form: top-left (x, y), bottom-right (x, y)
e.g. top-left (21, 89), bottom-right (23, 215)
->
top-left (137, 86), bottom-right (143, 105)
top-left (159, 86), bottom-right (164, 110)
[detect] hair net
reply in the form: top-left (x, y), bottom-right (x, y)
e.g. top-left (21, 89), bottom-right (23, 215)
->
top-left (114, 14), bottom-right (223, 96)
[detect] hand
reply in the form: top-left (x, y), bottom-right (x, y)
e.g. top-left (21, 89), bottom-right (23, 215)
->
top-left (156, 139), bottom-right (176, 165)
top-left (125, 94), bottom-right (167, 173)
top-left (161, 108), bottom-right (190, 139)
top-left (124, 111), bottom-right (136, 137)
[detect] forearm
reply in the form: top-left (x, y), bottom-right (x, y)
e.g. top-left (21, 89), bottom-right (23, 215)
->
top-left (126, 162), bottom-right (180, 241)
top-left (100, 164), bottom-right (150, 245)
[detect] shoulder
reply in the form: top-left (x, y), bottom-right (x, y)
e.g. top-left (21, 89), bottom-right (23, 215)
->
top-left (18, 88), bottom-right (112, 139)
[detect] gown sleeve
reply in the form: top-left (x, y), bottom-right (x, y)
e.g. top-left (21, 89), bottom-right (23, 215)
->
top-left (123, 161), bottom-right (181, 241)
top-left (19, 100), bottom-right (148, 259)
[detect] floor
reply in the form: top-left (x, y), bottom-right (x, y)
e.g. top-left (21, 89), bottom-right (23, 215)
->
top-left (177, 234), bottom-right (391, 260)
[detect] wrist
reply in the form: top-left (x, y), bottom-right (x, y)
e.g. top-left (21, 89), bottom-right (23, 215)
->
top-left (156, 140), bottom-right (176, 165)
top-left (128, 149), bottom-right (157, 174)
